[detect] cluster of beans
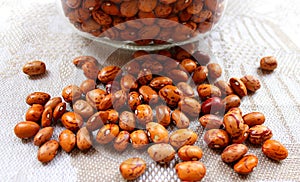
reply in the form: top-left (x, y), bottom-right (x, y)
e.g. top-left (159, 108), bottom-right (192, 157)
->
top-left (15, 45), bottom-right (286, 181)
top-left (61, 0), bottom-right (226, 45)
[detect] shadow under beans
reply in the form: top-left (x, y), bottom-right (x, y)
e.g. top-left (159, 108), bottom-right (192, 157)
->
top-left (257, 68), bottom-right (275, 76)
top-left (27, 70), bottom-right (50, 80)
top-left (21, 138), bottom-right (34, 144)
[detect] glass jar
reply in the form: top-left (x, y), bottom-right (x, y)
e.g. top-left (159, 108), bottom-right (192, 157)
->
top-left (59, 0), bottom-right (227, 50)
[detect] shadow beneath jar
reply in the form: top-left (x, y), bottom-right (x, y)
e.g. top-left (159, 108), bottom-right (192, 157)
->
top-left (104, 49), bottom-right (133, 67)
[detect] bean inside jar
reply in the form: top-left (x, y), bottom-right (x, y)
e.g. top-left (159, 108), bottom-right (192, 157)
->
top-left (60, 0), bottom-right (227, 46)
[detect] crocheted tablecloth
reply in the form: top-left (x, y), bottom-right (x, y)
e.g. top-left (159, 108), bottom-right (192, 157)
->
top-left (0, 0), bottom-right (299, 181)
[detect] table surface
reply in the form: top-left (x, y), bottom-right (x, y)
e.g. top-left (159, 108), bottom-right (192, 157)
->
top-left (0, 0), bottom-right (299, 181)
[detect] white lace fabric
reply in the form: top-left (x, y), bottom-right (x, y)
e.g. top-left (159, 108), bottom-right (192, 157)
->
top-left (0, 0), bottom-right (299, 181)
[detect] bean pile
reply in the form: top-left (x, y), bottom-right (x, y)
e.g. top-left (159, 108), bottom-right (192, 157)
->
top-left (61, 0), bottom-right (226, 45)
top-left (15, 47), bottom-right (285, 181)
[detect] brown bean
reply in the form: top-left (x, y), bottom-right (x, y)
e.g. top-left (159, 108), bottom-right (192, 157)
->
top-left (106, 81), bottom-right (120, 94)
top-left (222, 94), bottom-right (241, 112)
top-left (176, 82), bottom-right (194, 97)
top-left (119, 111), bottom-right (136, 132)
top-left (234, 154), bottom-right (258, 174)
top-left (260, 56), bottom-right (278, 71)
top-left (175, 161), bottom-right (206, 181)
top-left (76, 127), bottom-right (92, 151)
top-left (138, 11), bottom-right (156, 25)
top-left (34, 127), bottom-right (53, 146)
top-left (130, 130), bottom-right (149, 150)
top-left (137, 69), bottom-right (152, 86)
top-left (171, 109), bottom-right (190, 129)
top-left (25, 104), bottom-right (44, 122)
top-left (231, 124), bottom-right (249, 144)
top-left (248, 125), bottom-right (273, 145)
top-left (223, 108), bottom-right (246, 137)
top-left (243, 112), bottom-right (265, 127)
top-left (81, 19), bottom-right (101, 32)
top-left (159, 85), bottom-right (183, 108)
top-left (141, 60), bottom-right (164, 75)
top-left (139, 85), bottom-right (159, 105)
top-left (120, 0), bottom-right (139, 18)
top-left (201, 97), bottom-right (224, 115)
top-left (262, 140), bottom-right (288, 161)
top-left (169, 129), bottom-right (198, 148)
top-left (80, 79), bottom-right (96, 95)
top-left (204, 129), bottom-right (230, 149)
top-left (132, 50), bottom-right (149, 59)
top-left (119, 158), bottom-right (146, 180)
top-left (138, 24), bottom-right (161, 40)
top-left (179, 9), bottom-right (192, 22)
top-left (221, 144), bottom-right (248, 163)
top-left (240, 75), bottom-right (261, 92)
top-left (149, 77), bottom-right (173, 90)
top-left (138, 0), bottom-right (157, 12)
top-left (92, 10), bottom-right (112, 25)
top-left (86, 111), bottom-right (106, 131)
top-left (98, 65), bottom-right (121, 84)
top-left (214, 80), bottom-right (234, 97)
top-left (72, 56), bottom-right (98, 68)
top-left (14, 121), bottom-right (40, 139)
top-left (112, 90), bottom-right (127, 110)
top-left (124, 61), bottom-right (140, 76)
top-left (187, 0), bottom-right (203, 14)
top-left (121, 74), bottom-right (138, 91)
top-left (135, 104), bottom-right (153, 125)
top-left (146, 122), bottom-right (169, 143)
top-left (26, 92), bottom-right (50, 106)
top-left (98, 94), bottom-right (113, 111)
top-left (101, 1), bottom-right (120, 16)
top-left (128, 91), bottom-right (142, 111)
top-left (114, 131), bottom-right (130, 152)
top-left (167, 69), bottom-right (189, 83)
top-left (154, 3), bottom-right (172, 18)
top-left (178, 145), bottom-right (203, 161)
top-left (37, 140), bottom-right (59, 163)
top-left (44, 97), bottom-right (62, 110)
top-left (197, 84), bottom-right (221, 100)
top-left (82, 62), bottom-right (99, 80)
top-left (22, 60), bottom-right (46, 76)
top-left (61, 112), bottom-right (84, 132)
top-left (147, 143), bottom-right (175, 163)
top-left (193, 51), bottom-right (210, 65)
top-left (96, 124), bottom-right (119, 144)
top-left (41, 106), bottom-right (53, 127)
top-left (105, 109), bottom-right (119, 124)
top-left (192, 66), bottom-right (208, 84)
top-left (86, 89), bottom-right (106, 110)
top-left (178, 97), bottom-right (201, 117)
top-left (207, 63), bottom-right (222, 80)
top-left (155, 105), bottom-right (171, 127)
top-left (229, 78), bottom-right (248, 98)
top-left (73, 99), bottom-right (94, 118)
top-left (53, 102), bottom-right (66, 122)
top-left (160, 0), bottom-right (176, 5)
top-left (173, 0), bottom-right (193, 13)
top-left (62, 85), bottom-right (82, 103)
top-left (199, 114), bottom-right (223, 130)
top-left (59, 129), bottom-right (76, 153)
top-left (66, 0), bottom-right (81, 8)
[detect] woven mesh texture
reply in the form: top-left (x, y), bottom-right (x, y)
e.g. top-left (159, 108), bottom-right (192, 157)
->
top-left (0, 0), bottom-right (299, 181)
